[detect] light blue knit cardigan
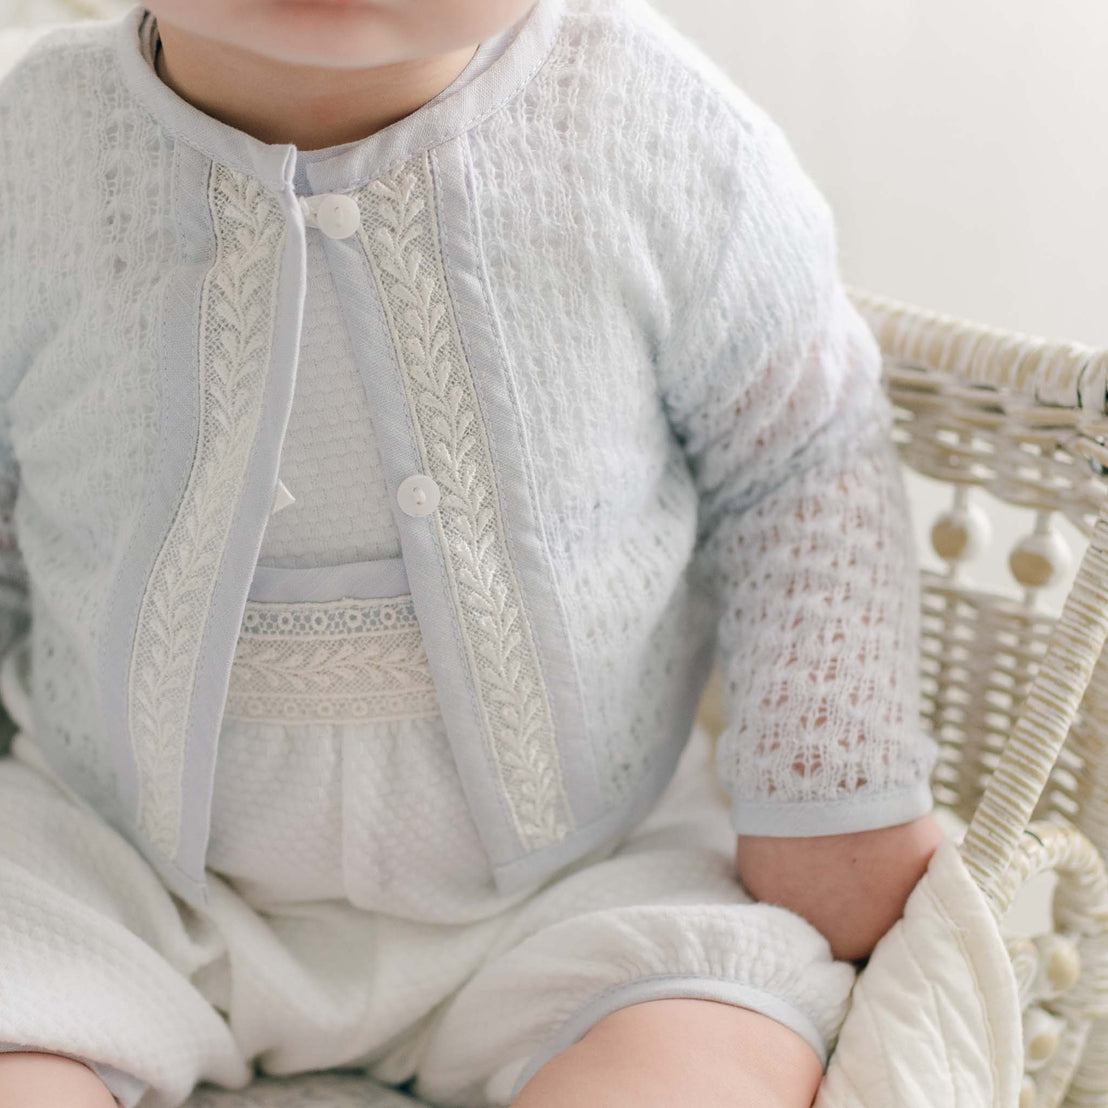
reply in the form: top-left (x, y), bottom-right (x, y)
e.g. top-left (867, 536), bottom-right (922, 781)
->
top-left (0, 0), bottom-right (936, 910)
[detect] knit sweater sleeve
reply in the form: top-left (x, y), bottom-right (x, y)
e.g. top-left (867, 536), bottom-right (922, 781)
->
top-left (653, 98), bottom-right (938, 838)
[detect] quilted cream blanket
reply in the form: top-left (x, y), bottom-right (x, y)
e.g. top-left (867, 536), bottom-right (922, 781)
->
top-left (815, 838), bottom-right (1024, 1107)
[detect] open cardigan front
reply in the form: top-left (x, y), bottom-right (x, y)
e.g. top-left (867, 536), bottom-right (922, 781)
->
top-left (0, 0), bottom-right (937, 911)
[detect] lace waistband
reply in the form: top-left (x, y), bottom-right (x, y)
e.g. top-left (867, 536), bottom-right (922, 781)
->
top-left (223, 594), bottom-right (440, 725)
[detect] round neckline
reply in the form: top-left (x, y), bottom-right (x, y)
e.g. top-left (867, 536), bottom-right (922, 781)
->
top-left (113, 0), bottom-right (565, 195)
top-left (146, 13), bottom-right (522, 167)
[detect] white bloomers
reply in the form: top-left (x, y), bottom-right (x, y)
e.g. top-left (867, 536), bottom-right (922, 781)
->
top-left (0, 722), bottom-right (856, 1108)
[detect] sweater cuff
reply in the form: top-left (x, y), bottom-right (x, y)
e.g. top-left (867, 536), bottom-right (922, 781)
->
top-left (730, 779), bottom-right (935, 839)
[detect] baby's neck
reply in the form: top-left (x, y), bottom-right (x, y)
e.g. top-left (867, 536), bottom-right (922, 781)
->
top-left (154, 18), bottom-right (479, 152)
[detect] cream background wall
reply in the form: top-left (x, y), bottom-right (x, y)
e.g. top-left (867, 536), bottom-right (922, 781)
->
top-left (652, 0), bottom-right (1108, 347)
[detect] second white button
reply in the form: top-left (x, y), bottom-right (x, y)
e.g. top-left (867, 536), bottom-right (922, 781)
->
top-left (397, 473), bottom-right (441, 517)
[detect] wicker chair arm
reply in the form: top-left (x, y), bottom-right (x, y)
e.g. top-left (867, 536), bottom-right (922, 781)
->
top-left (849, 289), bottom-right (1108, 414)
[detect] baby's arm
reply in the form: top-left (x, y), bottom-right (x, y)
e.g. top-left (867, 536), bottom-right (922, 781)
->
top-left (653, 99), bottom-right (941, 959)
top-left (708, 352), bottom-right (945, 961)
top-left (721, 414), bottom-right (944, 963)
top-left (704, 345), bottom-right (943, 960)
top-left (735, 814), bottom-right (945, 963)
top-left (0, 60), bottom-right (114, 1108)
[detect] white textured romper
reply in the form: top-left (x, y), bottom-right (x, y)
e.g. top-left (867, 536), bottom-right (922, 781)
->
top-left (0, 13), bottom-right (857, 1108)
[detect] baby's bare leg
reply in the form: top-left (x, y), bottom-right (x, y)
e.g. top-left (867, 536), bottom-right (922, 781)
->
top-left (511, 998), bottom-right (823, 1108)
top-left (0, 1051), bottom-right (120, 1107)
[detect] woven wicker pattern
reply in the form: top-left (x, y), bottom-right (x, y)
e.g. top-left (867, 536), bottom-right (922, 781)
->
top-left (851, 291), bottom-right (1108, 1106)
top-left (697, 289), bottom-right (1108, 1106)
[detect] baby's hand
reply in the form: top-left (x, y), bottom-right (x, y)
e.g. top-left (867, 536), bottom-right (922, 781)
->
top-left (734, 813), bottom-right (946, 963)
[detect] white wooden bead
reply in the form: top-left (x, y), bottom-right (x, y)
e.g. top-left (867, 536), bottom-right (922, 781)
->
top-left (1033, 933), bottom-right (1081, 995)
top-left (930, 503), bottom-right (992, 562)
top-left (1023, 1007), bottom-right (1064, 1069)
top-left (1009, 529), bottom-right (1072, 589)
top-left (1019, 1075), bottom-right (1036, 1108)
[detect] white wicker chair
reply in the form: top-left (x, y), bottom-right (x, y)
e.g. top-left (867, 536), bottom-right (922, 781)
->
top-left (699, 292), bottom-right (1108, 1107)
top-left (764, 290), bottom-right (1108, 1108)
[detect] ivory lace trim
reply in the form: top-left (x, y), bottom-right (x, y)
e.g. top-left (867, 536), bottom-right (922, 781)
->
top-left (223, 595), bottom-right (440, 724)
top-left (357, 155), bottom-right (573, 850)
top-left (129, 165), bottom-right (285, 856)
top-left (127, 152), bottom-right (574, 854)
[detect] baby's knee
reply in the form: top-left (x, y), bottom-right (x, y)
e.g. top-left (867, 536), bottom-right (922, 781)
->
top-left (0, 1051), bottom-right (119, 1108)
top-left (511, 997), bottom-right (823, 1108)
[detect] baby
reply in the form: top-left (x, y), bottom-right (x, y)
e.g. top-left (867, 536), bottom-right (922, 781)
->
top-left (0, 0), bottom-right (944, 1106)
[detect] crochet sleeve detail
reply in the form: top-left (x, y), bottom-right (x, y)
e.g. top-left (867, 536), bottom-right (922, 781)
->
top-left (655, 107), bottom-right (938, 837)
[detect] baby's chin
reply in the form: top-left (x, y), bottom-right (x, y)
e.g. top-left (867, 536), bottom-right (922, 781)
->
top-left (162, 1), bottom-right (436, 70)
top-left (263, 0), bottom-right (394, 25)
top-left (216, 14), bottom-right (431, 70)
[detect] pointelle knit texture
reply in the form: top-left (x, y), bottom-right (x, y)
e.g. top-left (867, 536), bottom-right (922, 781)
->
top-left (0, 0), bottom-right (937, 844)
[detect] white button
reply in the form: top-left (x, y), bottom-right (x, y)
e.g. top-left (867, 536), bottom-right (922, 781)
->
top-left (314, 193), bottom-right (360, 239)
top-left (397, 474), bottom-right (441, 517)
